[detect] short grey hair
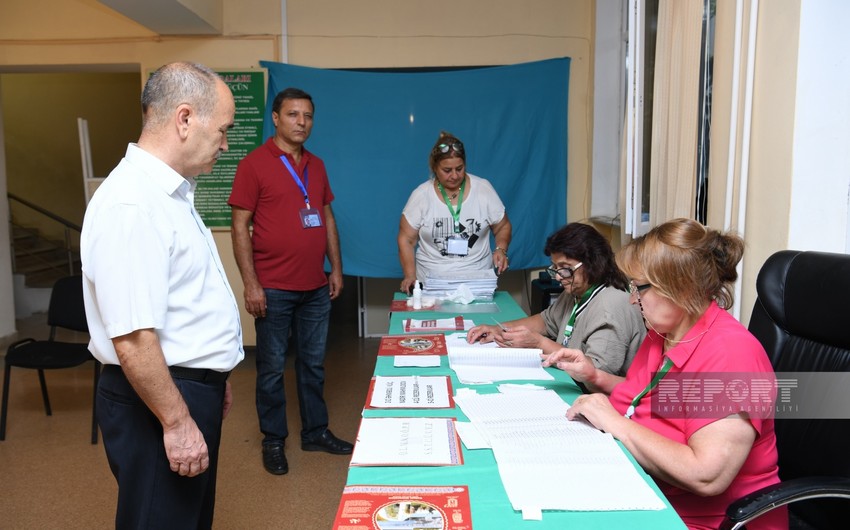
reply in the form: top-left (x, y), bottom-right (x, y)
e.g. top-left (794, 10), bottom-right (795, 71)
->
top-left (141, 62), bottom-right (220, 130)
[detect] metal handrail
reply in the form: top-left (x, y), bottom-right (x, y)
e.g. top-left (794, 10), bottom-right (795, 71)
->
top-left (7, 192), bottom-right (82, 277)
top-left (8, 193), bottom-right (82, 232)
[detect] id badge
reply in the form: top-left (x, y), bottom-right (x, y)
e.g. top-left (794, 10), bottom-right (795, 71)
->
top-left (299, 207), bottom-right (322, 228)
top-left (446, 235), bottom-right (469, 256)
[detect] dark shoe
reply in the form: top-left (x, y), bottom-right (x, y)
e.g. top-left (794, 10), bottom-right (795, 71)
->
top-left (301, 429), bottom-right (353, 455)
top-left (262, 443), bottom-right (288, 475)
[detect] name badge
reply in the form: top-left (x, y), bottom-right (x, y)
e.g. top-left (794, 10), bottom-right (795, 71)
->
top-left (300, 207), bottom-right (322, 228)
top-left (446, 235), bottom-right (469, 256)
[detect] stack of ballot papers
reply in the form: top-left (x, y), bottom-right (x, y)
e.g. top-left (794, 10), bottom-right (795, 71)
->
top-left (424, 269), bottom-right (498, 301)
top-left (447, 347), bottom-right (553, 384)
top-left (453, 389), bottom-right (666, 514)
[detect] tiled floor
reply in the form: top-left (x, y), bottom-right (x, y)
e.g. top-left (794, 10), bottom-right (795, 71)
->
top-left (0, 291), bottom-right (380, 528)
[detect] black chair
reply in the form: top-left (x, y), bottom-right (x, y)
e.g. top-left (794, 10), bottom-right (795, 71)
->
top-left (721, 250), bottom-right (850, 530)
top-left (1, 275), bottom-right (100, 444)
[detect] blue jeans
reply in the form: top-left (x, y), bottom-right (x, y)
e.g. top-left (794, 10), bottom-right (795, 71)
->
top-left (255, 286), bottom-right (331, 445)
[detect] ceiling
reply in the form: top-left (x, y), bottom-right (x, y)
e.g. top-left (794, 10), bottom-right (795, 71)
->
top-left (97, 0), bottom-right (222, 35)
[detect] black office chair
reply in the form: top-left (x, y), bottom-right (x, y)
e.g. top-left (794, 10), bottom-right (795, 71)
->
top-left (1, 275), bottom-right (100, 444)
top-left (721, 250), bottom-right (850, 530)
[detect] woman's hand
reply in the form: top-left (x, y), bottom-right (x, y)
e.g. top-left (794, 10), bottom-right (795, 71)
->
top-left (466, 324), bottom-right (501, 344)
top-left (490, 214), bottom-right (512, 275)
top-left (400, 277), bottom-right (417, 295)
top-left (543, 347), bottom-right (598, 383)
top-left (497, 325), bottom-right (541, 349)
top-left (397, 216), bottom-right (420, 294)
top-left (566, 393), bottom-right (623, 433)
top-left (492, 249), bottom-right (509, 274)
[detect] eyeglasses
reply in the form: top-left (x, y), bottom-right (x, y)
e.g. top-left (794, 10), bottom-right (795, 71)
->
top-left (628, 281), bottom-right (651, 297)
top-left (546, 262), bottom-right (582, 280)
top-left (433, 142), bottom-right (464, 155)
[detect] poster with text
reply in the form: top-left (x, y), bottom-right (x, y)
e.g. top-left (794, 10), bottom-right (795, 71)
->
top-left (195, 70), bottom-right (266, 227)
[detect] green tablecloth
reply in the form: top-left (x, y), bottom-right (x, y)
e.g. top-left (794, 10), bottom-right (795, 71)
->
top-left (345, 292), bottom-right (686, 529)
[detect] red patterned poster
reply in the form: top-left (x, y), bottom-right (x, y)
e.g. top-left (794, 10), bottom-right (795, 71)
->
top-left (378, 334), bottom-right (448, 356)
top-left (332, 485), bottom-right (472, 530)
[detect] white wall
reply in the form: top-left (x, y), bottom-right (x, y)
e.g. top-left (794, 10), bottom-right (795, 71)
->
top-left (787, 0), bottom-right (850, 252)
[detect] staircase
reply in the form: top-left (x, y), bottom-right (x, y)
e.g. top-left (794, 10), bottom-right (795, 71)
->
top-left (11, 224), bottom-right (81, 288)
top-left (6, 193), bottom-right (84, 319)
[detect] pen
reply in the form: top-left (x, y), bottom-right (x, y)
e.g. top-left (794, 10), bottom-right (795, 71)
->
top-left (491, 317), bottom-right (509, 332)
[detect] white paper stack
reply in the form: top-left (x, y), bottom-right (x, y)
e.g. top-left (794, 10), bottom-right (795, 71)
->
top-left (447, 347), bottom-right (553, 384)
top-left (424, 269), bottom-right (498, 301)
top-left (453, 390), bottom-right (666, 513)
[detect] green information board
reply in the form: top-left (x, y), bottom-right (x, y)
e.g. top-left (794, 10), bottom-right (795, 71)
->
top-left (195, 70), bottom-right (266, 227)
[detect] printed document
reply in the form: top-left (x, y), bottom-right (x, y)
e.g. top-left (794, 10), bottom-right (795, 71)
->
top-left (448, 347), bottom-right (553, 384)
top-left (367, 376), bottom-right (452, 409)
top-left (350, 417), bottom-right (463, 466)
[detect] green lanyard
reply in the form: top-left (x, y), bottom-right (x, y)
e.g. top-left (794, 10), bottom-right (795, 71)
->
top-left (437, 179), bottom-right (465, 233)
top-left (625, 356), bottom-right (674, 419)
top-left (562, 284), bottom-right (601, 346)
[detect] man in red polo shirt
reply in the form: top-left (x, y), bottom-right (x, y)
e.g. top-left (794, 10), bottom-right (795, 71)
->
top-left (229, 87), bottom-right (352, 475)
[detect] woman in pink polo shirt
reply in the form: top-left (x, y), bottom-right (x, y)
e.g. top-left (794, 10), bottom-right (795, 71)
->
top-left (545, 218), bottom-right (786, 530)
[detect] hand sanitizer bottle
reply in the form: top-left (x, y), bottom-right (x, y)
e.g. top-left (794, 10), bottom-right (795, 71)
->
top-left (412, 281), bottom-right (422, 310)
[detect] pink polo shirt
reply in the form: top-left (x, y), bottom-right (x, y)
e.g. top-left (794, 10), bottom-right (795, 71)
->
top-left (609, 302), bottom-right (787, 530)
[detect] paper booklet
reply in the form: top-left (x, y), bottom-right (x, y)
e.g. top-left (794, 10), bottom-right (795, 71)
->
top-left (378, 334), bottom-right (448, 355)
top-left (333, 485), bottom-right (472, 530)
top-left (453, 389), bottom-right (666, 514)
top-left (448, 347), bottom-right (553, 384)
top-left (365, 375), bottom-right (454, 409)
top-left (350, 417), bottom-right (464, 467)
top-left (404, 316), bottom-right (472, 333)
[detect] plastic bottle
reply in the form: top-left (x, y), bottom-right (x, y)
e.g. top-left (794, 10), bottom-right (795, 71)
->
top-left (412, 281), bottom-right (422, 310)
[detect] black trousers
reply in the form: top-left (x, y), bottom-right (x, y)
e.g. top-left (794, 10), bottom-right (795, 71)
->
top-left (97, 365), bottom-right (225, 530)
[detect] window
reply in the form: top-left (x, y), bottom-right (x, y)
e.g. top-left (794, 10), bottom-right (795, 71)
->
top-left (620, 0), bottom-right (714, 235)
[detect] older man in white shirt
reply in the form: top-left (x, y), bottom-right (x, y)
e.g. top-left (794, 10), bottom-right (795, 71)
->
top-left (81, 62), bottom-right (243, 529)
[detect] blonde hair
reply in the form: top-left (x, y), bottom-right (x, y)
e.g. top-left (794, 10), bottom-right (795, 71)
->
top-left (617, 218), bottom-right (744, 316)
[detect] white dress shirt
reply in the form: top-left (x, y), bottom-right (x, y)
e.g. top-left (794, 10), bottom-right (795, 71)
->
top-left (81, 144), bottom-right (243, 371)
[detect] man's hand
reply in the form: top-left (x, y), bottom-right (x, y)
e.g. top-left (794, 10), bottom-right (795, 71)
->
top-left (222, 380), bottom-right (233, 420)
top-left (243, 281), bottom-right (266, 318)
top-left (328, 271), bottom-right (344, 300)
top-left (164, 418), bottom-right (209, 477)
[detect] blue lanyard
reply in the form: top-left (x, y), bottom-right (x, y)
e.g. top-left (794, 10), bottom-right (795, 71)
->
top-left (279, 155), bottom-right (310, 208)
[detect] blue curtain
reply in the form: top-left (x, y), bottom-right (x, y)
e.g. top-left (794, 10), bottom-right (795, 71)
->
top-left (260, 58), bottom-right (570, 278)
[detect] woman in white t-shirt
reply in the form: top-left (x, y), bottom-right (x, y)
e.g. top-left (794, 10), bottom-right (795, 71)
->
top-left (397, 131), bottom-right (512, 294)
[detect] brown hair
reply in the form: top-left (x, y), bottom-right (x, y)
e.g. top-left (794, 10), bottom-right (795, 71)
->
top-left (544, 223), bottom-right (628, 291)
top-left (616, 218), bottom-right (744, 316)
top-left (428, 131), bottom-right (466, 175)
